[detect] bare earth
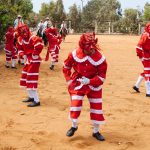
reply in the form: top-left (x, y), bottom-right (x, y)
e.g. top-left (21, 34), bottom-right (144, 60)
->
top-left (0, 35), bottom-right (150, 150)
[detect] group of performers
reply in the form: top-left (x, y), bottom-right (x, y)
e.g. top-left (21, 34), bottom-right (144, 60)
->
top-left (3, 14), bottom-right (150, 141)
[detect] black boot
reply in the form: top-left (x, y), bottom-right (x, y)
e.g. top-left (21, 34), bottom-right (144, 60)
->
top-left (93, 132), bottom-right (105, 141)
top-left (27, 101), bottom-right (40, 107)
top-left (146, 94), bottom-right (150, 97)
top-left (133, 86), bottom-right (140, 93)
top-left (11, 66), bottom-right (17, 69)
top-left (66, 127), bottom-right (78, 137)
top-left (50, 65), bottom-right (54, 70)
top-left (22, 97), bottom-right (34, 103)
top-left (5, 65), bottom-right (10, 68)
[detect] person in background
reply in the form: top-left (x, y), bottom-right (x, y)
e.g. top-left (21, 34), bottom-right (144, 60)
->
top-left (17, 24), bottom-right (44, 107)
top-left (45, 26), bottom-right (62, 70)
top-left (134, 22), bottom-right (150, 97)
top-left (59, 21), bottom-right (68, 41)
top-left (63, 32), bottom-right (107, 141)
top-left (4, 25), bottom-right (17, 68)
top-left (14, 15), bottom-right (24, 29)
top-left (37, 20), bottom-right (44, 37)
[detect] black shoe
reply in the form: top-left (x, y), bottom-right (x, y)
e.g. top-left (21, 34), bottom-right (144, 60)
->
top-left (11, 66), bottom-right (17, 69)
top-left (66, 127), bottom-right (78, 137)
top-left (5, 65), bottom-right (10, 68)
top-left (50, 65), bottom-right (54, 70)
top-left (133, 86), bottom-right (140, 93)
top-left (146, 94), bottom-right (150, 97)
top-left (18, 60), bottom-right (21, 64)
top-left (93, 132), bottom-right (105, 141)
top-left (27, 101), bottom-right (40, 107)
top-left (22, 97), bottom-right (34, 103)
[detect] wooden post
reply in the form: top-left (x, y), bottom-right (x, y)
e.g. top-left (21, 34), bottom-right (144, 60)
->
top-left (108, 22), bottom-right (111, 34)
top-left (94, 20), bottom-right (98, 34)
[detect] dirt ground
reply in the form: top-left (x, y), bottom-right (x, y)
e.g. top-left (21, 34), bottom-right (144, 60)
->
top-left (0, 35), bottom-right (150, 150)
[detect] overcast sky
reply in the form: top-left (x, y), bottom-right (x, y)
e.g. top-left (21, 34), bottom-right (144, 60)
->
top-left (32, 0), bottom-right (150, 13)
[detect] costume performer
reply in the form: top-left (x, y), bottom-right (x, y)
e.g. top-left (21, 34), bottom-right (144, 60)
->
top-left (63, 33), bottom-right (107, 141)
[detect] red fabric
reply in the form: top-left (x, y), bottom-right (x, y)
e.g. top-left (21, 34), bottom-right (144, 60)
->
top-left (45, 27), bottom-right (61, 61)
top-left (69, 90), bottom-right (105, 123)
top-left (79, 33), bottom-right (99, 53)
top-left (5, 27), bottom-right (17, 60)
top-left (136, 24), bottom-right (150, 81)
top-left (63, 48), bottom-right (107, 87)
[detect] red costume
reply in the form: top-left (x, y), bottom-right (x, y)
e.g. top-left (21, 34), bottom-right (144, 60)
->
top-left (4, 26), bottom-right (17, 68)
top-left (63, 33), bottom-right (107, 141)
top-left (17, 24), bottom-right (44, 107)
top-left (45, 27), bottom-right (62, 70)
top-left (136, 22), bottom-right (150, 95)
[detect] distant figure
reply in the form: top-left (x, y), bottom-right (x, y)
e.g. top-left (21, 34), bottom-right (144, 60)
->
top-left (45, 27), bottom-right (62, 70)
top-left (59, 21), bottom-right (68, 41)
top-left (134, 22), bottom-right (150, 96)
top-left (4, 26), bottom-right (17, 68)
top-left (42, 17), bottom-right (53, 46)
top-left (63, 33), bottom-right (107, 141)
top-left (37, 20), bottom-right (44, 37)
top-left (14, 15), bottom-right (24, 29)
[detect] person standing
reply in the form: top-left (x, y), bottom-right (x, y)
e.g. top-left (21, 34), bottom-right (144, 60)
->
top-left (62, 33), bottom-right (107, 141)
top-left (4, 25), bottom-right (17, 68)
top-left (17, 24), bottom-right (44, 107)
top-left (14, 15), bottom-right (24, 29)
top-left (135, 22), bottom-right (150, 96)
top-left (45, 27), bottom-right (62, 70)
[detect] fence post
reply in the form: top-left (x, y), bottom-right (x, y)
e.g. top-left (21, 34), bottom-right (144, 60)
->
top-left (108, 22), bottom-right (111, 34)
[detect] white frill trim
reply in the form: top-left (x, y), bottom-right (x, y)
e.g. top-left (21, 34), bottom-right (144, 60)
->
top-left (23, 35), bottom-right (36, 44)
top-left (72, 50), bottom-right (105, 66)
top-left (88, 85), bottom-right (102, 91)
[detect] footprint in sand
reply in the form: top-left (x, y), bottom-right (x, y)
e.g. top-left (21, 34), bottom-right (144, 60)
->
top-left (6, 119), bottom-right (14, 128)
top-left (69, 136), bottom-right (92, 149)
top-left (1, 146), bottom-right (16, 150)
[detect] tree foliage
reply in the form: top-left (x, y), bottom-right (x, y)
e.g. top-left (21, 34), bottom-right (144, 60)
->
top-left (143, 2), bottom-right (150, 21)
top-left (0, 0), bottom-right (33, 43)
top-left (81, 0), bottom-right (121, 31)
top-left (68, 4), bottom-right (82, 32)
top-left (39, 0), bottom-right (66, 26)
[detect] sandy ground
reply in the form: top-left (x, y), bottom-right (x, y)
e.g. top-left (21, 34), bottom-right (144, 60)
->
top-left (0, 35), bottom-right (150, 150)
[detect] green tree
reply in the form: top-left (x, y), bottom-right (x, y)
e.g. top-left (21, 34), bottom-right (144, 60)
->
top-left (143, 2), bottom-right (150, 21)
top-left (81, 0), bottom-right (121, 32)
top-left (68, 4), bottom-right (81, 32)
top-left (54, 0), bottom-right (66, 25)
top-left (122, 8), bottom-right (139, 34)
top-left (0, 0), bottom-right (33, 44)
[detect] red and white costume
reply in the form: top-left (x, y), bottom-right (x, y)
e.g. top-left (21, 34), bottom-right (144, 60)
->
top-left (63, 33), bottom-right (107, 129)
top-left (17, 24), bottom-right (43, 105)
top-left (136, 22), bottom-right (150, 95)
top-left (45, 27), bottom-right (62, 68)
top-left (4, 26), bottom-right (17, 68)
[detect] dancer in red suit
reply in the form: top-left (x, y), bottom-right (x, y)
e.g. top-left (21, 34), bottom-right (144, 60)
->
top-left (135, 22), bottom-right (150, 96)
top-left (63, 33), bottom-right (107, 141)
top-left (4, 26), bottom-right (17, 68)
top-left (45, 27), bottom-right (62, 70)
top-left (17, 24), bottom-right (44, 107)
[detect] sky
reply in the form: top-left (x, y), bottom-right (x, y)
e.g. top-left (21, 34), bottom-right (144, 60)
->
top-left (32, 0), bottom-right (150, 13)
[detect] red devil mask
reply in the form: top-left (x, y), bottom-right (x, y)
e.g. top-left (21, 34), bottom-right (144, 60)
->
top-left (144, 22), bottom-right (150, 33)
top-left (7, 26), bottom-right (14, 33)
top-left (17, 24), bottom-right (30, 40)
top-left (79, 32), bottom-right (98, 55)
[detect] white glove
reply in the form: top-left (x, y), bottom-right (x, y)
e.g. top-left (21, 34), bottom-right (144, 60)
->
top-left (23, 55), bottom-right (27, 60)
top-left (32, 55), bottom-right (39, 59)
top-left (77, 77), bottom-right (90, 85)
top-left (67, 80), bottom-right (73, 86)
